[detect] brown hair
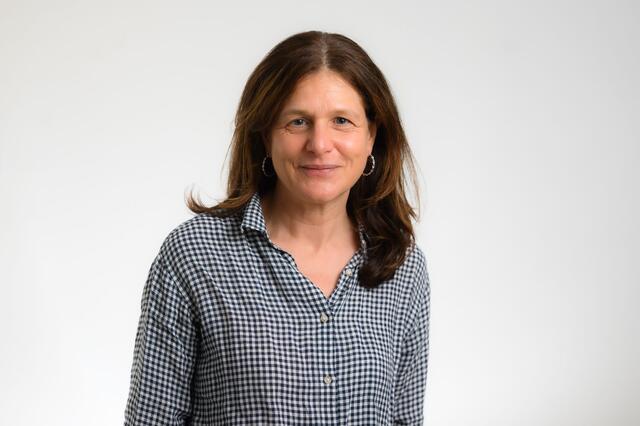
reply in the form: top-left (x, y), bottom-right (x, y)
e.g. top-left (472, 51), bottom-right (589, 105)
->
top-left (186, 30), bottom-right (421, 289)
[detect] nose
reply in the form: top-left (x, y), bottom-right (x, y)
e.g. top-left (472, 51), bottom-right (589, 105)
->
top-left (306, 121), bottom-right (333, 154)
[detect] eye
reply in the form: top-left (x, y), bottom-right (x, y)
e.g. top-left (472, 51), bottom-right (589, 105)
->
top-left (334, 117), bottom-right (352, 125)
top-left (289, 118), bottom-right (307, 127)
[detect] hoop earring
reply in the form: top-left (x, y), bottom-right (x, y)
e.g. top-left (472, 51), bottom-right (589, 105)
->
top-left (262, 155), bottom-right (275, 177)
top-left (362, 154), bottom-right (375, 176)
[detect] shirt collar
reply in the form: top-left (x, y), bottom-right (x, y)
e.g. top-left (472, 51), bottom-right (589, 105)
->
top-left (240, 191), bottom-right (268, 235)
top-left (241, 191), bottom-right (368, 255)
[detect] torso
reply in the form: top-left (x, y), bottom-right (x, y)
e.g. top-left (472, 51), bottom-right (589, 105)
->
top-left (152, 203), bottom-right (427, 423)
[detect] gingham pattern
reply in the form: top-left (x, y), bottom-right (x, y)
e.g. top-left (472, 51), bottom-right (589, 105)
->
top-left (124, 191), bottom-right (430, 425)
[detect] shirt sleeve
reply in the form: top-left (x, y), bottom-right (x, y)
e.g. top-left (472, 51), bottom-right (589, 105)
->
top-left (393, 248), bottom-right (431, 425)
top-left (124, 251), bottom-right (200, 425)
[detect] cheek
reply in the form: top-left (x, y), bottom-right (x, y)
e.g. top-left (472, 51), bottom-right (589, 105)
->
top-left (270, 137), bottom-right (303, 169)
top-left (341, 136), bottom-right (371, 161)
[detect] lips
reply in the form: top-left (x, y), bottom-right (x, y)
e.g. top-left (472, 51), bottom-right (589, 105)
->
top-left (300, 164), bottom-right (338, 177)
top-left (301, 165), bottom-right (338, 169)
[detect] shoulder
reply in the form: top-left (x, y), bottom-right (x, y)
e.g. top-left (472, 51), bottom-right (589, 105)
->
top-left (405, 243), bottom-right (428, 275)
top-left (399, 243), bottom-right (430, 333)
top-left (390, 242), bottom-right (430, 299)
top-left (157, 211), bottom-right (243, 265)
top-left (396, 242), bottom-right (429, 280)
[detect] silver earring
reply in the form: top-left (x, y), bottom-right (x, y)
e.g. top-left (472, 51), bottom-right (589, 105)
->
top-left (362, 154), bottom-right (375, 176)
top-left (262, 155), bottom-right (275, 177)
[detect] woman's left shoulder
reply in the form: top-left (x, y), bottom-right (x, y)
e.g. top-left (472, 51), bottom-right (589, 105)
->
top-left (395, 242), bottom-right (430, 293)
top-left (402, 242), bottom-right (428, 276)
top-left (408, 242), bottom-right (427, 266)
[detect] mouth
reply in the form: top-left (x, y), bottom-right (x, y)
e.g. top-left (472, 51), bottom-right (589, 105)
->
top-left (300, 165), bottom-right (339, 177)
top-left (300, 165), bottom-right (339, 170)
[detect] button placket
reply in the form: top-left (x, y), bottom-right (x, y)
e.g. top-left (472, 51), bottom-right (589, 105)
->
top-left (319, 310), bottom-right (333, 386)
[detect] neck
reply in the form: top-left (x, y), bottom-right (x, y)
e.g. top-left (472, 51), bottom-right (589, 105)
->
top-left (260, 183), bottom-right (357, 253)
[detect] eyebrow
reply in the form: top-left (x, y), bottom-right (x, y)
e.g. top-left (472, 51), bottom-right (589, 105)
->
top-left (281, 108), bottom-right (361, 118)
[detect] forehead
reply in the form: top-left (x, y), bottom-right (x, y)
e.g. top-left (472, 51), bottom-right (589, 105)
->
top-left (281, 69), bottom-right (365, 113)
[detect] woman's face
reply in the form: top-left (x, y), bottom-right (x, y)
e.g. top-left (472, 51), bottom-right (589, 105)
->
top-left (266, 68), bottom-right (377, 206)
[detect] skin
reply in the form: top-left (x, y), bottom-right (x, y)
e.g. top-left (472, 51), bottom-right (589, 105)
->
top-left (261, 68), bottom-right (377, 263)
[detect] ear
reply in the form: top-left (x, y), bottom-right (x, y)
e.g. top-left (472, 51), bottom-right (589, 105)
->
top-left (367, 121), bottom-right (377, 153)
top-left (263, 135), bottom-right (272, 156)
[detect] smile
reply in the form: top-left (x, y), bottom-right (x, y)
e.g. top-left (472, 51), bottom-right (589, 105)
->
top-left (300, 166), bottom-right (338, 177)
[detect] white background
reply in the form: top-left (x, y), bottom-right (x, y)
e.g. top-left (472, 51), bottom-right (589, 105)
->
top-left (1, 1), bottom-right (638, 425)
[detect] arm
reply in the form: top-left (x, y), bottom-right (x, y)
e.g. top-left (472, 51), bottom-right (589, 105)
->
top-left (394, 248), bottom-right (431, 425)
top-left (124, 252), bottom-right (199, 425)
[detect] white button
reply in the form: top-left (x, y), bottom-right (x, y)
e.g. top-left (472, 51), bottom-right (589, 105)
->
top-left (323, 374), bottom-right (333, 384)
top-left (320, 313), bottom-right (329, 323)
top-left (345, 268), bottom-right (353, 277)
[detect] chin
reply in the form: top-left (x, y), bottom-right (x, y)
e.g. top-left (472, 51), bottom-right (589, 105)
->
top-left (296, 187), bottom-right (348, 205)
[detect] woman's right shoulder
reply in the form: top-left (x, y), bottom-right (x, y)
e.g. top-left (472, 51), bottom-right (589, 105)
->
top-left (158, 210), bottom-right (243, 263)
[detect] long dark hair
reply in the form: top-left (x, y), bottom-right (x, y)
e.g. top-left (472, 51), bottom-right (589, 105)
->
top-left (186, 30), bottom-right (421, 289)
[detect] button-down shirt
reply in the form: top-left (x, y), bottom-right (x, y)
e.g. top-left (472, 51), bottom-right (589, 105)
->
top-left (124, 191), bottom-right (431, 425)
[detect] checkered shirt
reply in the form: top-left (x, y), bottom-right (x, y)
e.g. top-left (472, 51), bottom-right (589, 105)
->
top-left (124, 190), bottom-right (430, 425)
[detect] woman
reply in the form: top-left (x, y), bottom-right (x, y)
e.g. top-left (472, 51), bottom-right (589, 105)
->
top-left (125, 30), bottom-right (430, 425)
